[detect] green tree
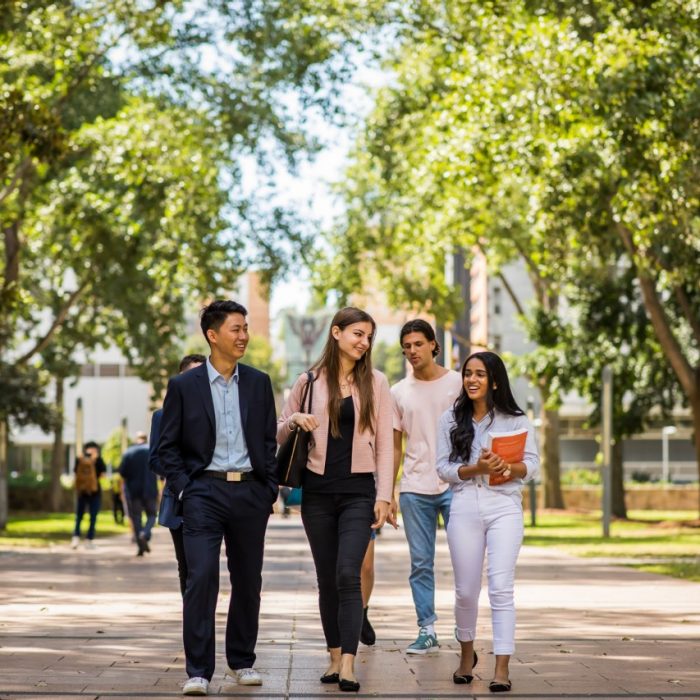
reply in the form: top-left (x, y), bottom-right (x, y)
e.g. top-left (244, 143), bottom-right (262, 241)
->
top-left (0, 0), bottom-right (385, 526)
top-left (316, 0), bottom-right (700, 511)
top-left (372, 340), bottom-right (405, 385)
top-left (101, 427), bottom-right (126, 470)
top-left (246, 335), bottom-right (287, 397)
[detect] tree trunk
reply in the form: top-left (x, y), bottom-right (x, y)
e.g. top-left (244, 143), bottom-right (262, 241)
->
top-left (0, 420), bottom-right (8, 531)
top-left (611, 438), bottom-right (627, 519)
top-left (541, 406), bottom-right (565, 509)
top-left (691, 391), bottom-right (700, 519)
top-left (49, 377), bottom-right (65, 512)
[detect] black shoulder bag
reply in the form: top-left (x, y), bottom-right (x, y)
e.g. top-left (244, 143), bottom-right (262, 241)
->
top-left (276, 371), bottom-right (314, 488)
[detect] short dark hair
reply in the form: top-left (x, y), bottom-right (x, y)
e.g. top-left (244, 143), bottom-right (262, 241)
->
top-left (399, 319), bottom-right (440, 357)
top-left (83, 440), bottom-right (100, 452)
top-left (179, 354), bottom-right (206, 373)
top-left (200, 300), bottom-right (247, 344)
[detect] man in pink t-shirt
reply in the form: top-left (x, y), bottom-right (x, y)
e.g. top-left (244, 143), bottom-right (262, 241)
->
top-left (391, 320), bottom-right (462, 654)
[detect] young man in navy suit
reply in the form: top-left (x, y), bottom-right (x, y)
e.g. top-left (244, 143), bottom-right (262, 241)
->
top-left (159, 300), bottom-right (279, 696)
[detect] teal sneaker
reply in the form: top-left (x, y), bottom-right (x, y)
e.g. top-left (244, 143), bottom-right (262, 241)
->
top-left (405, 628), bottom-right (440, 654)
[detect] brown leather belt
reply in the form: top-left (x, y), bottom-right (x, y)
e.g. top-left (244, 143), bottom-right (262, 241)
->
top-left (200, 470), bottom-right (255, 482)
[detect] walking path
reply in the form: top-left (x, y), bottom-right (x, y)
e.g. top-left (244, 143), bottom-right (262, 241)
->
top-left (1, 514), bottom-right (699, 699)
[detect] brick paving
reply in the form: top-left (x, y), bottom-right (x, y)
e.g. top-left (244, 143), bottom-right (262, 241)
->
top-left (1, 514), bottom-right (699, 699)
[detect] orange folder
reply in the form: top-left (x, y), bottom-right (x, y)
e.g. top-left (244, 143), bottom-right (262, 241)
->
top-left (486, 428), bottom-right (528, 485)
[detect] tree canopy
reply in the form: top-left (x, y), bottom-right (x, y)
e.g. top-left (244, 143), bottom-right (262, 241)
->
top-left (317, 0), bottom-right (700, 507)
top-left (1, 0), bottom-right (383, 403)
top-left (0, 0), bottom-right (385, 526)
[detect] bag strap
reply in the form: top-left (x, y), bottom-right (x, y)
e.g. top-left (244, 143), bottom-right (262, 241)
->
top-left (299, 370), bottom-right (315, 413)
top-left (306, 370), bottom-right (314, 413)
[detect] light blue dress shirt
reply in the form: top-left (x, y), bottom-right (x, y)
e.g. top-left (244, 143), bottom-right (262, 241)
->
top-left (205, 358), bottom-right (252, 473)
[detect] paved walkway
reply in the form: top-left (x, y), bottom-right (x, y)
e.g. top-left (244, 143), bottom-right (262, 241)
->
top-left (1, 514), bottom-right (699, 700)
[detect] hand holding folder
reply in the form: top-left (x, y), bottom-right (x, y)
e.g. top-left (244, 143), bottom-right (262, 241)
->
top-left (486, 428), bottom-right (528, 485)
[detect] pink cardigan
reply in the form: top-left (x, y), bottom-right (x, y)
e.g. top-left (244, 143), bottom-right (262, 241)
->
top-left (277, 368), bottom-right (394, 503)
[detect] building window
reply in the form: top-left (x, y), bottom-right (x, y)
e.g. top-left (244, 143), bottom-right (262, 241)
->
top-left (492, 334), bottom-right (502, 353)
top-left (98, 364), bottom-right (121, 377)
top-left (493, 286), bottom-right (502, 315)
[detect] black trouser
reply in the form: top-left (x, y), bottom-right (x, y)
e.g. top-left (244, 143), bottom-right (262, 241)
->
top-left (112, 492), bottom-right (124, 524)
top-left (169, 526), bottom-right (187, 597)
top-left (129, 496), bottom-right (157, 541)
top-left (182, 477), bottom-right (271, 681)
top-left (301, 491), bottom-right (374, 655)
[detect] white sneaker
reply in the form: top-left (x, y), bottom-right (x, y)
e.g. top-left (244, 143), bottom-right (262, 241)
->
top-left (182, 677), bottom-right (209, 696)
top-left (228, 667), bottom-right (262, 686)
top-left (85, 540), bottom-right (97, 550)
top-left (70, 536), bottom-right (80, 549)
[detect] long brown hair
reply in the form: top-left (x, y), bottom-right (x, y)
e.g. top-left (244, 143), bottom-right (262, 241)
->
top-left (312, 307), bottom-right (377, 438)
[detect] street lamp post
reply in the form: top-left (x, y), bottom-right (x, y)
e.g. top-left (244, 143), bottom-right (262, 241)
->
top-left (121, 417), bottom-right (129, 455)
top-left (601, 366), bottom-right (613, 539)
top-left (75, 398), bottom-right (84, 456)
top-left (661, 426), bottom-right (677, 483)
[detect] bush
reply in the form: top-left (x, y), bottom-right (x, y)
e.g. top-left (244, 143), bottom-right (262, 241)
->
top-left (8, 471), bottom-right (49, 489)
top-left (561, 468), bottom-right (601, 486)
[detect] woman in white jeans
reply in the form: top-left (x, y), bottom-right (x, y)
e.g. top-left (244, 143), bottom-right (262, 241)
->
top-left (436, 351), bottom-right (539, 694)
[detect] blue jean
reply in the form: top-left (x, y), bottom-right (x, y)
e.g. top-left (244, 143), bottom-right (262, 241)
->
top-left (400, 490), bottom-right (452, 628)
top-left (73, 492), bottom-right (101, 540)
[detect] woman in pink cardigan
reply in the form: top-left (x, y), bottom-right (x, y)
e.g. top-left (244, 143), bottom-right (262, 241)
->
top-left (278, 307), bottom-right (396, 692)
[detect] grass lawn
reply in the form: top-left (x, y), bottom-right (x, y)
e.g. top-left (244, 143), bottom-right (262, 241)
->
top-left (0, 512), bottom-right (130, 547)
top-left (525, 510), bottom-right (700, 582)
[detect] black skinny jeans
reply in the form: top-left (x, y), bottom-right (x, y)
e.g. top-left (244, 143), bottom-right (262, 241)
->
top-left (301, 491), bottom-right (374, 655)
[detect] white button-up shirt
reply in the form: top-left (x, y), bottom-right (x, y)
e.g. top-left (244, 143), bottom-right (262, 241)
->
top-left (436, 408), bottom-right (539, 494)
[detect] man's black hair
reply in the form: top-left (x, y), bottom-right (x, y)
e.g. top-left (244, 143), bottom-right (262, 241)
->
top-left (200, 300), bottom-right (248, 344)
top-left (179, 353), bottom-right (206, 372)
top-left (399, 319), bottom-right (440, 358)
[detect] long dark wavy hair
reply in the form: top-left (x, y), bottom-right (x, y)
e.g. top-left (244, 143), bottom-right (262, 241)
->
top-left (449, 351), bottom-right (524, 463)
top-left (312, 307), bottom-right (377, 438)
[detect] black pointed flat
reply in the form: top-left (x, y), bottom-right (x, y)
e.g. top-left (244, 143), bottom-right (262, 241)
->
top-left (320, 672), bottom-right (339, 684)
top-left (452, 650), bottom-right (479, 684)
top-left (489, 680), bottom-right (512, 693)
top-left (338, 677), bottom-right (360, 692)
top-left (452, 671), bottom-right (473, 684)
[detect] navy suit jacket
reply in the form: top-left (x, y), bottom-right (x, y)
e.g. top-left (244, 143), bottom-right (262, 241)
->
top-left (158, 362), bottom-right (279, 502)
top-left (149, 408), bottom-right (182, 529)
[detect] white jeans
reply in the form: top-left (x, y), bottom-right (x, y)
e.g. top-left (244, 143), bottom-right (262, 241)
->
top-left (446, 483), bottom-right (524, 655)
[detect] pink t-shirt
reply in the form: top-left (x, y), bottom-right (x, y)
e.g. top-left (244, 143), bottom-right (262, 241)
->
top-left (391, 369), bottom-right (463, 495)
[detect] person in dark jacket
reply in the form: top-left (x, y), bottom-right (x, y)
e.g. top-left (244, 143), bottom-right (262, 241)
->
top-left (159, 300), bottom-right (278, 694)
top-left (149, 353), bottom-right (205, 594)
top-left (119, 432), bottom-right (157, 556)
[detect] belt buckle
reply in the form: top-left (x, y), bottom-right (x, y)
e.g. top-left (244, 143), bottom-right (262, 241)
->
top-left (226, 471), bottom-right (242, 482)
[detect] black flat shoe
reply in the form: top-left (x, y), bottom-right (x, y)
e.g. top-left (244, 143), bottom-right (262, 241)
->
top-left (338, 677), bottom-right (360, 692)
top-left (452, 672), bottom-right (473, 684)
top-left (452, 650), bottom-right (479, 684)
top-left (489, 680), bottom-right (512, 693)
top-left (320, 672), bottom-right (339, 684)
